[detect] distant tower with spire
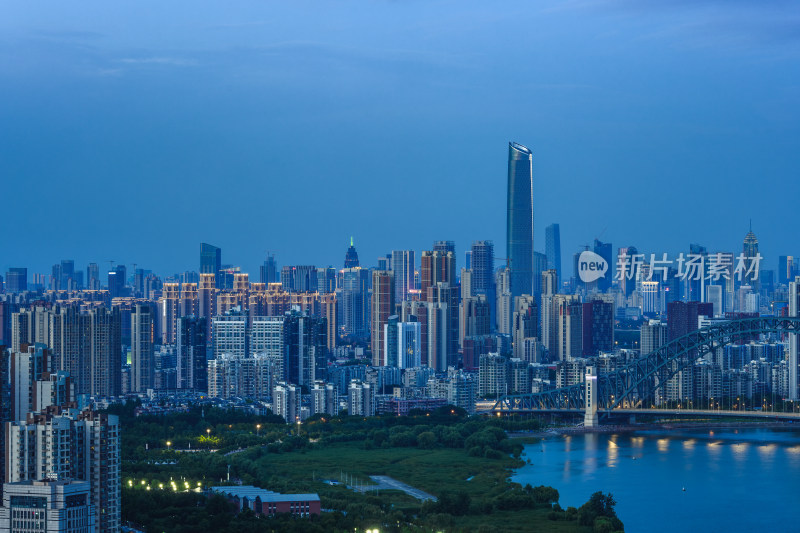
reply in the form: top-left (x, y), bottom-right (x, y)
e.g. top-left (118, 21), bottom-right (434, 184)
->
top-left (344, 237), bottom-right (360, 268)
top-left (742, 221), bottom-right (759, 290)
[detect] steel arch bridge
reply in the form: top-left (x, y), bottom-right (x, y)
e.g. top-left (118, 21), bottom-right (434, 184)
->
top-left (492, 317), bottom-right (800, 414)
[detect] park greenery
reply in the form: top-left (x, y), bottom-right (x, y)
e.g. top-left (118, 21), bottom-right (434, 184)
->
top-left (109, 402), bottom-right (624, 532)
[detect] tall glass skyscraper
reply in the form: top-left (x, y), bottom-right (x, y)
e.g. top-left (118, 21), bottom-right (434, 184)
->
top-left (200, 243), bottom-right (222, 288)
top-left (506, 142), bottom-right (534, 300)
top-left (545, 223), bottom-right (561, 286)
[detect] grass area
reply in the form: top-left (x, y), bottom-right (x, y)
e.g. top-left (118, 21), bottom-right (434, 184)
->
top-left (237, 442), bottom-right (515, 498)
top-left (118, 406), bottom-right (622, 532)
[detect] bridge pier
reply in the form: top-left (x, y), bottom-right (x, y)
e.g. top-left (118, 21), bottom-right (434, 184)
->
top-left (584, 366), bottom-right (598, 428)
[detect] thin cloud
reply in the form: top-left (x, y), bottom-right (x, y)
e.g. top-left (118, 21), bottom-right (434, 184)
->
top-left (118, 57), bottom-right (198, 66)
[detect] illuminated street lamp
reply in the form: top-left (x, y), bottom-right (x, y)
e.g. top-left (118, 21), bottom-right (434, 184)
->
top-left (256, 424), bottom-right (262, 436)
top-left (166, 441), bottom-right (172, 451)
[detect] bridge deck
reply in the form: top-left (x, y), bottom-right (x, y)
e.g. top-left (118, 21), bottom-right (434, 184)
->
top-left (487, 408), bottom-right (800, 420)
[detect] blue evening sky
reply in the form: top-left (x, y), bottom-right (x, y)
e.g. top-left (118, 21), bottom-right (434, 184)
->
top-left (1, 1), bottom-right (798, 278)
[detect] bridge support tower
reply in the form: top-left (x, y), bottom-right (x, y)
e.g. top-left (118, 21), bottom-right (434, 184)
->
top-left (584, 366), bottom-right (598, 428)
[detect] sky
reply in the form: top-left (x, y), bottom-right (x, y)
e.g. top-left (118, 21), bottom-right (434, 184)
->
top-left (1, 0), bottom-right (799, 279)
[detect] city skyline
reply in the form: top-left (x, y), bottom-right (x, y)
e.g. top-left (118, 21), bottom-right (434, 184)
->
top-left (2, 1), bottom-right (798, 276)
top-left (0, 219), bottom-right (785, 283)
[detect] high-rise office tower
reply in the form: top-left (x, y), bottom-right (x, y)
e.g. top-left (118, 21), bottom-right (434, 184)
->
top-left (131, 304), bottom-right (155, 393)
top-left (376, 255), bottom-right (391, 271)
top-left (581, 297), bottom-right (614, 356)
top-left (338, 267), bottom-right (370, 338)
top-left (0, 343), bottom-right (8, 490)
top-left (371, 271), bottom-right (395, 366)
top-left (542, 294), bottom-right (580, 360)
top-left (512, 295), bottom-right (538, 360)
top-left (176, 316), bottom-right (207, 391)
top-left (779, 256), bottom-right (794, 286)
top-left (260, 253), bottom-right (279, 284)
top-left (200, 243), bottom-right (222, 288)
top-left (281, 265), bottom-right (318, 292)
top-left (743, 225), bottom-right (760, 290)
top-left (180, 282), bottom-right (199, 319)
top-left (533, 251), bottom-right (547, 301)
top-left (788, 277), bottom-right (800, 400)
top-left (51, 259), bottom-right (76, 291)
top-left (420, 250), bottom-right (456, 300)
top-left (283, 311), bottom-right (327, 385)
top-left (384, 315), bottom-right (400, 367)
top-left (344, 237), bottom-right (360, 268)
top-left (506, 141), bottom-right (534, 300)
top-left (159, 283), bottom-right (180, 344)
top-left (426, 282), bottom-right (459, 372)
top-left (317, 267), bottom-right (337, 294)
top-left (495, 267), bottom-right (512, 335)
top-left (471, 241), bottom-right (496, 329)
top-left (618, 246), bottom-right (639, 301)
top-left (86, 263), bottom-right (100, 290)
top-left (460, 295), bottom-right (490, 348)
top-left (88, 307), bottom-right (122, 397)
top-left (198, 273), bottom-right (216, 349)
top-left (108, 265), bottom-right (126, 298)
top-left (545, 224), bottom-right (561, 285)
top-left (558, 299), bottom-right (583, 361)
top-left (391, 250), bottom-right (415, 303)
top-left (542, 269), bottom-right (558, 297)
top-left (6, 268), bottom-right (27, 293)
top-left (433, 240), bottom-right (456, 257)
top-left (593, 239), bottom-right (613, 293)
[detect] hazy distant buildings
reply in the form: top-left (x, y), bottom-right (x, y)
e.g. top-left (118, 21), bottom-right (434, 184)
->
top-left (506, 141), bottom-right (534, 301)
top-left (260, 254), bottom-right (279, 284)
top-left (545, 224), bottom-right (561, 286)
top-left (593, 239), bottom-right (613, 293)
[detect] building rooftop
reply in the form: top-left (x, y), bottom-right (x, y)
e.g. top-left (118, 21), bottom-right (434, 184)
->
top-left (211, 486), bottom-right (319, 503)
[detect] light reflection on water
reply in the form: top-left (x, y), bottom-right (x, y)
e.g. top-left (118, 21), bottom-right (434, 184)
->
top-left (513, 427), bottom-right (800, 533)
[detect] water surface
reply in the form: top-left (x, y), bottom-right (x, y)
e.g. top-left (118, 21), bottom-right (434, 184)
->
top-left (513, 427), bottom-right (800, 532)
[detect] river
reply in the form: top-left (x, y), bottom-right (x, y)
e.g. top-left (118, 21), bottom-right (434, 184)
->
top-left (512, 426), bottom-right (800, 532)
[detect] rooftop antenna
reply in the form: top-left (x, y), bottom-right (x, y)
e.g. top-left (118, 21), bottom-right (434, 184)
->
top-left (350, 236), bottom-right (354, 247)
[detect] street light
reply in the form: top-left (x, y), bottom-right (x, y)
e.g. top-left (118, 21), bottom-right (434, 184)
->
top-left (256, 424), bottom-right (262, 436)
top-left (166, 441), bottom-right (172, 451)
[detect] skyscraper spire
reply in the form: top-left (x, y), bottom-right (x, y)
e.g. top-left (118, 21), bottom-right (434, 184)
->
top-left (344, 237), bottom-right (360, 268)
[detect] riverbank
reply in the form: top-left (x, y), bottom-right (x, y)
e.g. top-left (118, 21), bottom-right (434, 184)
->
top-left (508, 419), bottom-right (798, 440)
